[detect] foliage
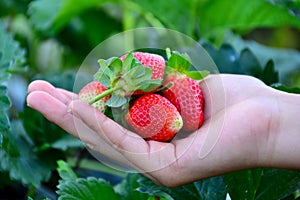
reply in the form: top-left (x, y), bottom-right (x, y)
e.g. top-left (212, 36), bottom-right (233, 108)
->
top-left (0, 0), bottom-right (300, 199)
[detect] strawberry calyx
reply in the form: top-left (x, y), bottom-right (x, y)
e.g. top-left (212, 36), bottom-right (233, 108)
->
top-left (89, 53), bottom-right (162, 107)
top-left (165, 48), bottom-right (210, 80)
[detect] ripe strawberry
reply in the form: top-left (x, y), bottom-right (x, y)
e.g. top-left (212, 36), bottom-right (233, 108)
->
top-left (120, 52), bottom-right (165, 80)
top-left (162, 73), bottom-right (204, 132)
top-left (125, 93), bottom-right (183, 142)
top-left (78, 81), bottom-right (110, 112)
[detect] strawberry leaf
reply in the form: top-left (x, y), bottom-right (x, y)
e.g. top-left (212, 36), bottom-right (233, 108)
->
top-left (114, 173), bottom-right (150, 200)
top-left (185, 70), bottom-right (210, 80)
top-left (166, 49), bottom-right (210, 80)
top-left (57, 160), bottom-right (78, 181)
top-left (137, 79), bottom-right (162, 92)
top-left (167, 51), bottom-right (191, 73)
top-left (106, 95), bottom-right (127, 108)
top-left (122, 53), bottom-right (136, 73)
top-left (95, 59), bottom-right (112, 87)
top-left (105, 57), bottom-right (123, 75)
top-left (56, 160), bottom-right (121, 200)
top-left (124, 63), bottom-right (149, 80)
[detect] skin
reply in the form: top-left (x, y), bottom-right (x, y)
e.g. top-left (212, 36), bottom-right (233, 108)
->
top-left (26, 74), bottom-right (300, 187)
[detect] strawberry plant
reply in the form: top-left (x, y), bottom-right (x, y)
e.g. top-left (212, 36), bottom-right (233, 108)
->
top-left (0, 0), bottom-right (300, 199)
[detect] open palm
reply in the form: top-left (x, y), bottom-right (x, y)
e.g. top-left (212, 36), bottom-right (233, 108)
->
top-left (27, 74), bottom-right (277, 187)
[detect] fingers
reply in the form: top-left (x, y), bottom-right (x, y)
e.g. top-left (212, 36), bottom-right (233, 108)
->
top-left (27, 81), bottom-right (144, 169)
top-left (200, 74), bottom-right (226, 119)
top-left (69, 100), bottom-right (149, 154)
top-left (28, 80), bottom-right (77, 105)
top-left (69, 100), bottom-right (183, 174)
top-left (26, 90), bottom-right (80, 138)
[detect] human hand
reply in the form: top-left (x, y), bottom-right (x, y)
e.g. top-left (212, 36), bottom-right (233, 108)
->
top-left (26, 74), bottom-right (299, 187)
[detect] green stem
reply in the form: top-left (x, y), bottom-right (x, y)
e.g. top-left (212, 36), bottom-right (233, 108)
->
top-left (67, 157), bottom-right (127, 178)
top-left (88, 87), bottom-right (118, 105)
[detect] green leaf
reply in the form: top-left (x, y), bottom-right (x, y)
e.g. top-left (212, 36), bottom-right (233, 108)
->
top-left (202, 40), bottom-right (281, 86)
top-left (0, 23), bottom-right (26, 71)
top-left (125, 63), bottom-right (149, 81)
top-left (185, 70), bottom-right (210, 80)
top-left (224, 168), bottom-right (300, 200)
top-left (131, 0), bottom-right (300, 42)
top-left (95, 59), bottom-right (113, 87)
top-left (0, 113), bottom-right (10, 132)
top-left (167, 52), bottom-right (191, 73)
top-left (78, 8), bottom-right (122, 47)
top-left (239, 48), bottom-right (262, 77)
top-left (122, 53), bottom-right (136, 73)
top-left (224, 168), bottom-right (264, 200)
top-left (198, 0), bottom-right (300, 41)
top-left (137, 175), bottom-right (200, 200)
top-left (114, 173), bottom-right (150, 200)
top-left (20, 106), bottom-right (72, 149)
top-left (194, 176), bottom-right (227, 200)
top-left (106, 57), bottom-right (123, 76)
top-left (130, 0), bottom-right (198, 35)
top-left (255, 169), bottom-right (300, 200)
top-left (106, 95), bottom-right (127, 108)
top-left (57, 160), bottom-right (78, 182)
top-left (28, 0), bottom-right (107, 33)
top-left (261, 60), bottom-right (279, 85)
top-left (0, 120), bottom-right (53, 186)
top-left (51, 134), bottom-right (84, 151)
top-left (295, 189), bottom-right (300, 199)
top-left (201, 42), bottom-right (243, 74)
top-left (0, 23), bottom-right (30, 186)
top-left (57, 177), bottom-right (121, 200)
top-left (0, 71), bottom-right (11, 83)
top-left (0, 86), bottom-right (11, 110)
top-left (224, 32), bottom-right (300, 86)
top-left (218, 44), bottom-right (243, 74)
top-left (57, 160), bottom-right (121, 200)
top-left (271, 83), bottom-right (300, 94)
top-left (137, 79), bottom-right (162, 92)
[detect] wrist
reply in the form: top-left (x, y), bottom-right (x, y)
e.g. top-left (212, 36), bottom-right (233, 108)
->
top-left (261, 88), bottom-right (300, 169)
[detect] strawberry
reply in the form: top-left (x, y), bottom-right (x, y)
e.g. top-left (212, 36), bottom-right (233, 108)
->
top-left (78, 81), bottom-right (110, 112)
top-left (162, 73), bottom-right (204, 132)
top-left (125, 93), bottom-right (183, 142)
top-left (161, 49), bottom-right (208, 132)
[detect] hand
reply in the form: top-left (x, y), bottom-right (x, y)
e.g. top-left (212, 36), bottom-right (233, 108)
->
top-left (26, 74), bottom-right (300, 187)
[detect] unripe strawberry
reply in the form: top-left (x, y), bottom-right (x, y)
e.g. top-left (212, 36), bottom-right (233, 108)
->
top-left (162, 73), bottom-right (204, 132)
top-left (78, 81), bottom-right (110, 112)
top-left (125, 94), bottom-right (183, 142)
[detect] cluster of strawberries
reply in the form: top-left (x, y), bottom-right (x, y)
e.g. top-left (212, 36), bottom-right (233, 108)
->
top-left (78, 50), bottom-right (207, 142)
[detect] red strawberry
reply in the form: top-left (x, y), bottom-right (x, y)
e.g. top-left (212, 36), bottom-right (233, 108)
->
top-left (162, 73), bottom-right (204, 132)
top-left (78, 81), bottom-right (110, 112)
top-left (120, 52), bottom-right (165, 94)
top-left (125, 93), bottom-right (183, 142)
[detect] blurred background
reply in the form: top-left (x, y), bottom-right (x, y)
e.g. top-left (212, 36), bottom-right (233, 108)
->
top-left (0, 0), bottom-right (300, 199)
